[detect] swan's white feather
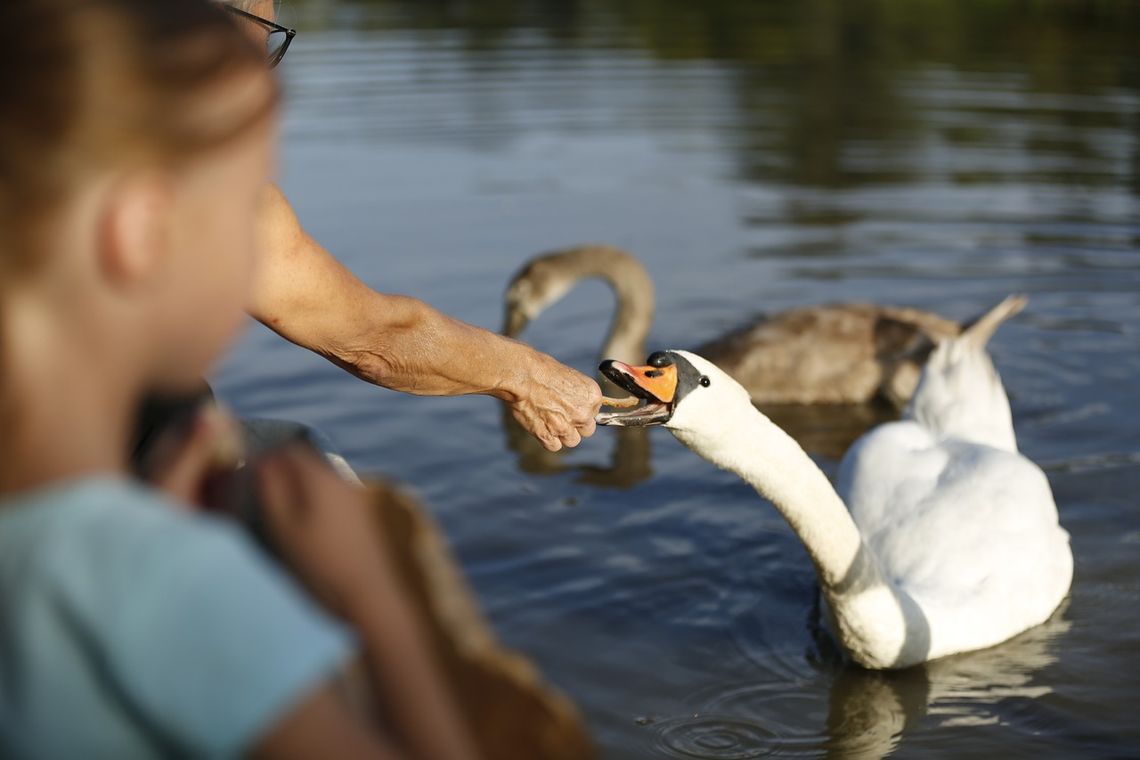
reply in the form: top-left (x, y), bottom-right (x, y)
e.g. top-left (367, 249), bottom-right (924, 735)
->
top-left (837, 421), bottom-right (1072, 659)
top-left (904, 338), bottom-right (1017, 452)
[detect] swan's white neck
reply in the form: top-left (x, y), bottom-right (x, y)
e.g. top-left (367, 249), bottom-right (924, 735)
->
top-left (671, 403), bottom-right (919, 667)
top-left (675, 405), bottom-right (865, 587)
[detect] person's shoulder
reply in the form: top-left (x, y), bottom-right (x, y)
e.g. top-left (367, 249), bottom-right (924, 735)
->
top-left (0, 476), bottom-right (354, 758)
top-left (2, 474), bottom-right (199, 527)
top-left (0, 475), bottom-right (159, 547)
top-left (1, 475), bottom-right (241, 559)
top-left (0, 475), bottom-right (277, 612)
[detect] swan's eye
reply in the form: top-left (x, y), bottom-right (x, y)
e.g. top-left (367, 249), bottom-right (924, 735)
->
top-left (699, 376), bottom-right (711, 387)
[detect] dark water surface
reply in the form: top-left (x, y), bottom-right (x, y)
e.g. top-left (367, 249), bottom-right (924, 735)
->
top-left (214, 2), bottom-right (1140, 757)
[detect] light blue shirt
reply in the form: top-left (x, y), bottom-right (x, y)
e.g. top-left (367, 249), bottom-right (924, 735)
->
top-left (0, 477), bottom-right (354, 759)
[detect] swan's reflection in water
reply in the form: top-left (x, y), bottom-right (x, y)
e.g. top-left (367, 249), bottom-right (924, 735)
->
top-left (645, 602), bottom-right (1071, 759)
top-left (501, 398), bottom-right (897, 486)
top-left (500, 400), bottom-right (653, 489)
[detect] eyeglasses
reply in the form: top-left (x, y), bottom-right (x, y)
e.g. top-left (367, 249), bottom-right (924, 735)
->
top-left (225, 6), bottom-right (296, 68)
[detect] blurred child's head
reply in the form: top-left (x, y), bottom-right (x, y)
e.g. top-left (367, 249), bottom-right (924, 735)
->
top-left (0, 0), bottom-right (279, 393)
top-left (225, 0), bottom-right (275, 16)
top-left (221, 1), bottom-right (290, 65)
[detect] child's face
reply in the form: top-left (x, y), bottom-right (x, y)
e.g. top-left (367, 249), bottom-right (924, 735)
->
top-left (152, 120), bottom-right (276, 390)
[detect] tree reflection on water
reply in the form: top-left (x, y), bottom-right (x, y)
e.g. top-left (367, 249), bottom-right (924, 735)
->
top-left (286, 0), bottom-right (1139, 192)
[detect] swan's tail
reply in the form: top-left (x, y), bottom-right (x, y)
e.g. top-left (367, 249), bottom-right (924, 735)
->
top-left (959, 294), bottom-right (1028, 351)
top-left (907, 294), bottom-right (1025, 451)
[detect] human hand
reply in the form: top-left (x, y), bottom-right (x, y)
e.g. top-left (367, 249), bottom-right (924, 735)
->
top-left (508, 353), bottom-right (602, 452)
top-left (146, 403), bottom-right (246, 510)
top-left (257, 445), bottom-right (391, 621)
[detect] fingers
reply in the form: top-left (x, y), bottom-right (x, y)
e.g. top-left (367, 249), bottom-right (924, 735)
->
top-left (149, 404), bottom-right (245, 507)
top-left (556, 427), bottom-right (581, 451)
top-left (257, 450), bottom-right (296, 519)
top-left (509, 355), bottom-right (604, 450)
top-left (528, 419), bottom-right (563, 452)
top-left (255, 444), bottom-right (387, 620)
top-left (257, 450), bottom-right (302, 550)
top-left (514, 408), bottom-right (575, 452)
top-left (257, 445), bottom-right (364, 532)
top-left (529, 415), bottom-right (587, 452)
top-left (550, 388), bottom-right (597, 449)
top-left (258, 445), bottom-right (330, 516)
top-left (257, 445), bottom-right (329, 558)
top-left (516, 388), bottom-right (602, 451)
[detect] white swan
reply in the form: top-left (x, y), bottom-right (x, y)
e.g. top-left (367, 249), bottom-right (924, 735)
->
top-left (596, 295), bottom-right (1072, 669)
top-left (503, 244), bottom-right (970, 406)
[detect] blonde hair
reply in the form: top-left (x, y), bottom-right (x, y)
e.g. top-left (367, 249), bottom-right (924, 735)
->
top-left (0, 0), bottom-right (280, 276)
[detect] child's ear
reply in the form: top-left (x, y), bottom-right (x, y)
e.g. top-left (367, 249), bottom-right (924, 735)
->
top-left (96, 172), bottom-right (173, 288)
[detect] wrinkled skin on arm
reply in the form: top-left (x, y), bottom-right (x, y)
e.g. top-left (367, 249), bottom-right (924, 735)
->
top-left (246, 185), bottom-right (600, 452)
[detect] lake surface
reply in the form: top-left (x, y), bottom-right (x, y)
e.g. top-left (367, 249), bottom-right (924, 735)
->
top-left (213, 2), bottom-right (1140, 757)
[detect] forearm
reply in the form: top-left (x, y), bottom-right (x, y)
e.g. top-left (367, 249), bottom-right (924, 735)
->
top-left (247, 184), bottom-right (536, 402)
top-left (347, 586), bottom-right (477, 760)
top-left (261, 275), bottom-right (543, 403)
top-left (321, 293), bottom-right (548, 404)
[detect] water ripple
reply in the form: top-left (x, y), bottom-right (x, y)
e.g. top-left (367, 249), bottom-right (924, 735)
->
top-left (652, 714), bottom-right (777, 759)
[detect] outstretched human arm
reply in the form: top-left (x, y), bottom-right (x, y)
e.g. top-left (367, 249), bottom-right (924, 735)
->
top-left (247, 184), bottom-right (600, 451)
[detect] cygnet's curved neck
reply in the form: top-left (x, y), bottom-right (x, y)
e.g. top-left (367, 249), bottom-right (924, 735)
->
top-left (559, 247), bottom-right (654, 365)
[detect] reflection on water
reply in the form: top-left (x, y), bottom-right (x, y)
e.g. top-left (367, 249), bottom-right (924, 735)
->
top-left (631, 601), bottom-right (1071, 759)
top-left (502, 400), bottom-right (897, 487)
top-left (216, 1), bottom-right (1140, 757)
top-left (501, 405), bottom-right (654, 489)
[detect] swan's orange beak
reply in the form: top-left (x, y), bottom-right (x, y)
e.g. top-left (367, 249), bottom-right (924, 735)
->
top-left (596, 359), bottom-right (677, 426)
top-left (601, 360), bottom-right (677, 403)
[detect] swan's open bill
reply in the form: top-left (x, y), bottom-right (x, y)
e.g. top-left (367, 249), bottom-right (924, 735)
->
top-left (596, 351), bottom-right (691, 426)
top-left (596, 356), bottom-right (678, 426)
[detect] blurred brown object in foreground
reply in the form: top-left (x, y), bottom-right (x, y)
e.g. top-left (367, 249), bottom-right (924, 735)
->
top-left (364, 481), bottom-right (596, 760)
